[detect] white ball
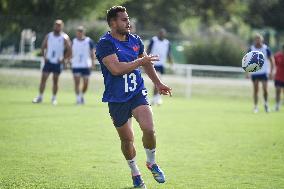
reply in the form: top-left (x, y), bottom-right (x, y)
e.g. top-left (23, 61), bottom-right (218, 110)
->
top-left (242, 51), bottom-right (265, 72)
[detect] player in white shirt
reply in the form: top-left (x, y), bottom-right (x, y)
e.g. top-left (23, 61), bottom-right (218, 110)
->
top-left (147, 28), bottom-right (173, 105)
top-left (33, 20), bottom-right (72, 105)
top-left (248, 33), bottom-right (274, 113)
top-left (71, 26), bottom-right (96, 104)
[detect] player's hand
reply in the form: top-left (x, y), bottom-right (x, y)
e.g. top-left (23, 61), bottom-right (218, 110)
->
top-left (43, 56), bottom-right (48, 63)
top-left (169, 63), bottom-right (174, 73)
top-left (269, 73), bottom-right (274, 80)
top-left (169, 59), bottom-right (174, 65)
top-left (59, 58), bottom-right (66, 64)
top-left (92, 64), bottom-right (96, 71)
top-left (91, 59), bottom-right (96, 70)
top-left (156, 82), bottom-right (172, 96)
top-left (139, 54), bottom-right (159, 65)
top-left (245, 73), bottom-right (250, 79)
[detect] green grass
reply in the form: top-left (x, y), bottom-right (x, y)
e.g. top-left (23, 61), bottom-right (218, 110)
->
top-left (0, 69), bottom-right (284, 189)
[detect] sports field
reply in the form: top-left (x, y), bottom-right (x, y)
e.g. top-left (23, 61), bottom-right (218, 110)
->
top-left (0, 69), bottom-right (283, 189)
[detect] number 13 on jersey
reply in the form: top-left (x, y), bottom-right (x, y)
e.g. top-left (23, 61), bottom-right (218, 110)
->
top-left (123, 73), bottom-right (137, 93)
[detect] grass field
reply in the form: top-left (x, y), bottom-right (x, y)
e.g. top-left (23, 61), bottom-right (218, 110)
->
top-left (0, 69), bottom-right (284, 189)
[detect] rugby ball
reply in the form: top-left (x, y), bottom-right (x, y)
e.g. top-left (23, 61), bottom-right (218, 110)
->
top-left (242, 51), bottom-right (264, 72)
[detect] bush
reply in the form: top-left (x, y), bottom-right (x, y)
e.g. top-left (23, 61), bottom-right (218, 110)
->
top-left (184, 35), bottom-right (246, 67)
top-left (85, 22), bottom-right (108, 43)
top-left (65, 20), bottom-right (109, 43)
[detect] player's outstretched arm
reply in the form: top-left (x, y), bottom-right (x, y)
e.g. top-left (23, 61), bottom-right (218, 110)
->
top-left (140, 52), bottom-right (172, 96)
top-left (102, 53), bottom-right (158, 76)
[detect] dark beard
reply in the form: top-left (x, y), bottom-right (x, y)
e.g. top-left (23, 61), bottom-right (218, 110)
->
top-left (117, 28), bottom-right (129, 35)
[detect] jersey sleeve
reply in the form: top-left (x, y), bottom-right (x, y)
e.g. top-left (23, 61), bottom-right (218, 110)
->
top-left (137, 36), bottom-right (145, 56)
top-left (89, 39), bottom-right (95, 50)
top-left (96, 39), bottom-right (117, 61)
top-left (247, 47), bottom-right (252, 53)
top-left (266, 47), bottom-right (272, 57)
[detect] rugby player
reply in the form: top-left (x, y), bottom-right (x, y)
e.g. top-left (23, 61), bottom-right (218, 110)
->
top-left (248, 34), bottom-right (274, 113)
top-left (274, 44), bottom-right (284, 111)
top-left (33, 20), bottom-right (71, 105)
top-left (147, 28), bottom-right (173, 105)
top-left (96, 6), bottom-right (172, 188)
top-left (71, 26), bottom-right (95, 104)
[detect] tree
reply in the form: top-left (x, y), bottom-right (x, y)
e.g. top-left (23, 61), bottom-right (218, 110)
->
top-left (123, 0), bottom-right (247, 32)
top-left (246, 0), bottom-right (284, 31)
top-left (0, 0), bottom-right (127, 50)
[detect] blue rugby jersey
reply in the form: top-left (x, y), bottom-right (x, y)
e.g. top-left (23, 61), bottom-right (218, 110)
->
top-left (96, 32), bottom-right (146, 102)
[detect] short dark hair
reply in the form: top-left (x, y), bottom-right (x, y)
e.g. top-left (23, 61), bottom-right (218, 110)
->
top-left (106, 6), bottom-right (127, 26)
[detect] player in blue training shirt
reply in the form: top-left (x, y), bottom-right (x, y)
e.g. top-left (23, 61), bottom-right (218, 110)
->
top-left (96, 6), bottom-right (172, 188)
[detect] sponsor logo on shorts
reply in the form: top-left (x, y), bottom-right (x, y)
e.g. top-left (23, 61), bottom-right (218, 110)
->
top-left (142, 89), bottom-right (147, 96)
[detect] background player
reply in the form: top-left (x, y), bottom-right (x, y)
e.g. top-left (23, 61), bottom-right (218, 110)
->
top-left (32, 20), bottom-right (71, 105)
top-left (274, 44), bottom-right (284, 111)
top-left (147, 28), bottom-right (173, 105)
top-left (71, 26), bottom-right (96, 104)
top-left (248, 33), bottom-right (274, 113)
top-left (96, 6), bottom-right (172, 188)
